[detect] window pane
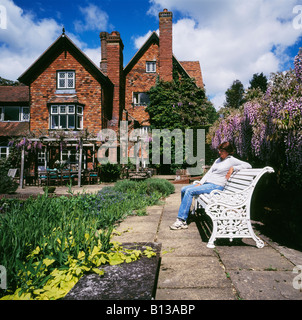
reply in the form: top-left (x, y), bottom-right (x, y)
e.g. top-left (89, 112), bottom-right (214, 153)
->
top-left (77, 115), bottom-right (83, 129)
top-left (60, 115), bottom-right (67, 128)
top-left (77, 106), bottom-right (83, 115)
top-left (59, 79), bottom-right (66, 88)
top-left (68, 115), bottom-right (75, 129)
top-left (68, 105), bottom-right (75, 114)
top-left (60, 105), bottom-right (66, 114)
top-left (51, 106), bottom-right (58, 114)
top-left (68, 79), bottom-right (74, 88)
top-left (140, 93), bottom-right (150, 105)
top-left (22, 107), bottom-right (30, 121)
top-left (51, 115), bottom-right (58, 129)
top-left (4, 107), bottom-right (19, 121)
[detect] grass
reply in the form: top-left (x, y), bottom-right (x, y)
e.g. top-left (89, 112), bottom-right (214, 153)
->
top-left (0, 178), bottom-right (175, 299)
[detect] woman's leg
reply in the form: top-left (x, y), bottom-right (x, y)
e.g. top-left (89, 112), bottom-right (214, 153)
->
top-left (177, 183), bottom-right (224, 222)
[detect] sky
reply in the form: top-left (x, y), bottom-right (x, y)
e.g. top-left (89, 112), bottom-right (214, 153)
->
top-left (1, 0), bottom-right (302, 110)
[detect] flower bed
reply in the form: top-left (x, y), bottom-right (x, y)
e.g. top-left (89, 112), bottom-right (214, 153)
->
top-left (0, 178), bottom-right (174, 300)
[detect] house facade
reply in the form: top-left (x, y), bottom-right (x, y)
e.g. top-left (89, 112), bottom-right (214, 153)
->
top-left (0, 9), bottom-right (203, 177)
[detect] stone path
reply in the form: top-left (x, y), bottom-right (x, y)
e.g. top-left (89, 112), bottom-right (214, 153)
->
top-left (112, 184), bottom-right (302, 300)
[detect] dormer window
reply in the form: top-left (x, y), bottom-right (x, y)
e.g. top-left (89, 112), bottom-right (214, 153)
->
top-left (57, 71), bottom-right (75, 89)
top-left (146, 61), bottom-right (156, 73)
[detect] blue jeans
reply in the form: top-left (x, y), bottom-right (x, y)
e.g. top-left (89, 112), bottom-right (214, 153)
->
top-left (178, 183), bottom-right (224, 221)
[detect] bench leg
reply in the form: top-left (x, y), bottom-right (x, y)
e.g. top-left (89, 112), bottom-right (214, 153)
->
top-left (207, 219), bottom-right (217, 248)
top-left (247, 222), bottom-right (264, 248)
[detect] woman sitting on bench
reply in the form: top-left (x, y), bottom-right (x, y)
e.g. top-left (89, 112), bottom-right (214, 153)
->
top-left (170, 141), bottom-right (252, 230)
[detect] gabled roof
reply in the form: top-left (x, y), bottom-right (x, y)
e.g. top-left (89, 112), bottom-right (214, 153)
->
top-left (123, 31), bottom-right (203, 87)
top-left (18, 33), bottom-right (113, 88)
top-left (179, 61), bottom-right (203, 88)
top-left (124, 31), bottom-right (159, 75)
top-left (0, 86), bottom-right (29, 103)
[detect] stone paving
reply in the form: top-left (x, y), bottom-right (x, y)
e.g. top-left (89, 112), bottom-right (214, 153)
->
top-left (112, 184), bottom-right (302, 300)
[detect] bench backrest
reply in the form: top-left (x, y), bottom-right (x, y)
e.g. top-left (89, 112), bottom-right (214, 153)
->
top-left (224, 166), bottom-right (274, 194)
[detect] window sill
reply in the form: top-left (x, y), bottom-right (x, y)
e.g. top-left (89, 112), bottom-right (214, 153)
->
top-left (55, 89), bottom-right (76, 94)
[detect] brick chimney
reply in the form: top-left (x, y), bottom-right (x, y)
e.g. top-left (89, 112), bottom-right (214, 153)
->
top-left (100, 32), bottom-right (108, 75)
top-left (159, 9), bottom-right (173, 82)
top-left (100, 31), bottom-right (124, 130)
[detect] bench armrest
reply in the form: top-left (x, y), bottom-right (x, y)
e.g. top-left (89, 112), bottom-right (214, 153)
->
top-left (207, 187), bottom-right (252, 207)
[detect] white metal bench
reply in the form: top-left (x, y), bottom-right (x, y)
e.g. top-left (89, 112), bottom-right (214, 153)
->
top-left (193, 166), bottom-right (275, 249)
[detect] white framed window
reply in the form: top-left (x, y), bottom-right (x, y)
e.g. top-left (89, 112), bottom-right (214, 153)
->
top-left (50, 104), bottom-right (83, 130)
top-left (37, 149), bottom-right (46, 167)
top-left (0, 106), bottom-right (30, 122)
top-left (57, 71), bottom-right (75, 89)
top-left (62, 148), bottom-right (87, 169)
top-left (146, 61), bottom-right (156, 73)
top-left (0, 146), bottom-right (9, 159)
top-left (133, 92), bottom-right (150, 106)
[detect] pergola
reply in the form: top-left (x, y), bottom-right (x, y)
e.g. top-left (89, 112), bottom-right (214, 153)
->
top-left (18, 131), bottom-right (101, 188)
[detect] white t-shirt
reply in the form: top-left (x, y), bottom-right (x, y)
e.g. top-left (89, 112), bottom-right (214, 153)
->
top-left (199, 156), bottom-right (252, 187)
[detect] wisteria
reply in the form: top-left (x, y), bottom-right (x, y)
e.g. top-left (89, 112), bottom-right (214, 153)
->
top-left (209, 49), bottom-right (302, 190)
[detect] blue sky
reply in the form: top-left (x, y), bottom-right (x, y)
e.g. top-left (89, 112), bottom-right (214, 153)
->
top-left (1, 0), bottom-right (302, 109)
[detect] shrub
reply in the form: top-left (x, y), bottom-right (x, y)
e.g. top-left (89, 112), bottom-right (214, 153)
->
top-left (0, 174), bottom-right (18, 194)
top-left (99, 163), bottom-right (121, 182)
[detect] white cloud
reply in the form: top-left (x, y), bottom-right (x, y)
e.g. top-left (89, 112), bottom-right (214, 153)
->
top-left (0, 1), bottom-right (104, 81)
top-left (0, 0), bottom-right (61, 80)
top-left (74, 4), bottom-right (109, 32)
top-left (147, 0), bottom-right (302, 109)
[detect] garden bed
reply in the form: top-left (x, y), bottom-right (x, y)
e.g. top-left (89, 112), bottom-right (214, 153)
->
top-left (0, 178), bottom-right (174, 300)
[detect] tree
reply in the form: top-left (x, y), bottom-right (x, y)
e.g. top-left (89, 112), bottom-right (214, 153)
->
top-left (249, 72), bottom-right (268, 93)
top-left (146, 77), bottom-right (218, 173)
top-left (146, 77), bottom-right (217, 130)
top-left (224, 79), bottom-right (245, 109)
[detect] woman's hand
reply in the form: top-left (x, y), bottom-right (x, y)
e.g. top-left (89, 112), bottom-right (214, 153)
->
top-left (226, 167), bottom-right (234, 180)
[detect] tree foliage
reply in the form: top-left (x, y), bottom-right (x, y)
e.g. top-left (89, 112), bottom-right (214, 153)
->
top-left (224, 79), bottom-right (245, 109)
top-left (146, 77), bottom-right (217, 130)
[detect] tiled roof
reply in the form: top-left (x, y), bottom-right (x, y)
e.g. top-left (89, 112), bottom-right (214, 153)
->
top-left (0, 122), bottom-right (30, 137)
top-left (0, 86), bottom-right (29, 103)
top-left (179, 61), bottom-right (204, 88)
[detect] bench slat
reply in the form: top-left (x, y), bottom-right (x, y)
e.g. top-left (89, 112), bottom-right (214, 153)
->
top-left (228, 177), bottom-right (254, 186)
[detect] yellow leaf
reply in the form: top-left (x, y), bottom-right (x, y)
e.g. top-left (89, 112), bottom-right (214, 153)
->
top-left (92, 268), bottom-right (104, 276)
top-left (75, 267), bottom-right (82, 276)
top-left (77, 251), bottom-right (85, 260)
top-left (43, 258), bottom-right (56, 267)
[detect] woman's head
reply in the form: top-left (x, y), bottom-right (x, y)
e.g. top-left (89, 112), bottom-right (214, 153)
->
top-left (218, 141), bottom-right (235, 156)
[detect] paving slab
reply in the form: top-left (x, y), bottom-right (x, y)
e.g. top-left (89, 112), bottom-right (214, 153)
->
top-left (229, 270), bottom-right (302, 300)
top-left (155, 287), bottom-right (236, 300)
top-left (216, 245), bottom-right (295, 271)
top-left (157, 256), bottom-right (230, 289)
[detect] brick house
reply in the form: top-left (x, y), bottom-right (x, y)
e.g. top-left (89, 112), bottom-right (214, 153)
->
top-left (0, 9), bottom-right (203, 181)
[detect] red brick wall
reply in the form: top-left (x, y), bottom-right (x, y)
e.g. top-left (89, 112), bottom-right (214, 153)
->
top-left (125, 42), bottom-right (159, 125)
top-left (30, 51), bottom-right (104, 136)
